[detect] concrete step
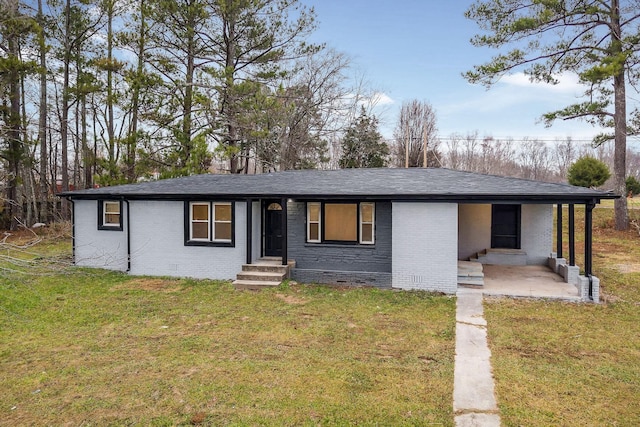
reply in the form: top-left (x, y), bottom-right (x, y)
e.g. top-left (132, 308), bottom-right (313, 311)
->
top-left (234, 258), bottom-right (295, 289)
top-left (236, 271), bottom-right (286, 282)
top-left (458, 261), bottom-right (484, 278)
top-left (232, 279), bottom-right (282, 290)
top-left (242, 264), bottom-right (289, 274)
top-left (458, 278), bottom-right (484, 287)
top-left (472, 248), bottom-right (527, 266)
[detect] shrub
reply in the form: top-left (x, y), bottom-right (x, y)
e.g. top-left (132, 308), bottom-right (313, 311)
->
top-left (626, 176), bottom-right (640, 196)
top-left (567, 156), bottom-right (611, 188)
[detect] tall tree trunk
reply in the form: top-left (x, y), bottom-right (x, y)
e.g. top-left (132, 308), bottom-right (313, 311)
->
top-left (82, 92), bottom-right (91, 188)
top-left (37, 0), bottom-right (49, 222)
top-left (223, 14), bottom-right (239, 173)
top-left (126, 0), bottom-right (146, 183)
top-left (183, 17), bottom-right (195, 169)
top-left (6, 22), bottom-right (23, 230)
top-left (106, 0), bottom-right (116, 174)
top-left (611, 0), bottom-right (628, 230)
top-left (60, 0), bottom-right (72, 220)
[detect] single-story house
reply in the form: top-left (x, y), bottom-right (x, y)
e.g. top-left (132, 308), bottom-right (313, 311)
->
top-left (59, 168), bottom-right (617, 301)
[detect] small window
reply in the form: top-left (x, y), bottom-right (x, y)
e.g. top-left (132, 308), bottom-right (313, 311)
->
top-left (213, 203), bottom-right (232, 242)
top-left (98, 200), bottom-right (123, 230)
top-left (190, 203), bottom-right (210, 241)
top-left (360, 203), bottom-right (375, 244)
top-left (307, 202), bottom-right (321, 242)
top-left (186, 201), bottom-right (234, 246)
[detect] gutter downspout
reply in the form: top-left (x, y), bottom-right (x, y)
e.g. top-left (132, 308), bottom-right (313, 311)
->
top-left (124, 198), bottom-right (131, 272)
top-left (69, 198), bottom-right (75, 264)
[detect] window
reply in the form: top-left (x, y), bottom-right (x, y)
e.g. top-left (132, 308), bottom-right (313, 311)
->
top-left (190, 203), bottom-right (210, 240)
top-left (98, 200), bottom-right (122, 230)
top-left (213, 203), bottom-right (232, 242)
top-left (306, 202), bottom-right (375, 245)
top-left (325, 203), bottom-right (357, 241)
top-left (360, 203), bottom-right (374, 244)
top-left (186, 201), bottom-right (234, 246)
top-left (307, 202), bottom-right (321, 242)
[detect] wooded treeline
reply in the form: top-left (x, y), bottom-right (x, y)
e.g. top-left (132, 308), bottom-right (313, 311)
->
top-left (1, 0), bottom-right (385, 229)
top-left (438, 133), bottom-right (640, 188)
top-left (2, 0), bottom-right (639, 231)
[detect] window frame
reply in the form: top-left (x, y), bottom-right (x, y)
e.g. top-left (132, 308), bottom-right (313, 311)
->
top-left (97, 200), bottom-right (123, 231)
top-left (359, 202), bottom-right (375, 245)
top-left (189, 202), bottom-right (211, 242)
top-left (184, 201), bottom-right (235, 247)
top-left (306, 202), bottom-right (321, 243)
top-left (306, 201), bottom-right (375, 245)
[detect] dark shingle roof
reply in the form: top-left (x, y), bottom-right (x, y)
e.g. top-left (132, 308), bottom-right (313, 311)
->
top-left (59, 168), bottom-right (618, 203)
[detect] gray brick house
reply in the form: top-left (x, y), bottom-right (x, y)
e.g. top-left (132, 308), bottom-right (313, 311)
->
top-left (59, 168), bottom-right (616, 296)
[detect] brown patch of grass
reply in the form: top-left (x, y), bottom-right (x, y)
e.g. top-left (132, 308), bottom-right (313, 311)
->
top-left (276, 293), bottom-right (309, 305)
top-left (113, 278), bottom-right (184, 293)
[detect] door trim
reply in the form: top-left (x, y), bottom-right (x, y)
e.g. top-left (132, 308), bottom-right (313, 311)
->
top-left (263, 200), bottom-right (284, 257)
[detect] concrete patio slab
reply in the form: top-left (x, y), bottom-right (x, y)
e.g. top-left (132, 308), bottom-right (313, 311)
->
top-left (482, 264), bottom-right (580, 301)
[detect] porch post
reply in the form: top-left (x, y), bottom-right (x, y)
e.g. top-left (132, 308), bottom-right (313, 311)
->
top-left (556, 203), bottom-right (563, 258)
top-left (281, 197), bottom-right (288, 266)
top-left (568, 204), bottom-right (575, 266)
top-left (585, 200), bottom-right (595, 300)
top-left (585, 201), bottom-right (595, 277)
top-left (246, 199), bottom-right (252, 265)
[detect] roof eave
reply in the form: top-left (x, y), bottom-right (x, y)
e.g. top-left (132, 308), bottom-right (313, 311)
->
top-left (60, 191), bottom-right (620, 204)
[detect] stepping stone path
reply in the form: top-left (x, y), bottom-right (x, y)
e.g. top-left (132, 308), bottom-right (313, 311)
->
top-left (454, 288), bottom-right (501, 426)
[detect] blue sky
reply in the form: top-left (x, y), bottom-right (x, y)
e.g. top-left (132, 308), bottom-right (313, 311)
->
top-left (301, 0), bottom-right (615, 143)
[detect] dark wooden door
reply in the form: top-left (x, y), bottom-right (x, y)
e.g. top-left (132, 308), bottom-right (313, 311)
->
top-left (491, 204), bottom-right (521, 249)
top-left (264, 201), bottom-right (283, 257)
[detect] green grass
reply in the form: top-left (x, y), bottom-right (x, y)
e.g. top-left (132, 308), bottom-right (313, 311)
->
top-left (0, 228), bottom-right (455, 426)
top-left (486, 207), bottom-right (640, 426)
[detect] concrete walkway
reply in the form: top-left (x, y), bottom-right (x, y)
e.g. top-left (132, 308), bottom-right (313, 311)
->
top-left (454, 288), bottom-right (501, 426)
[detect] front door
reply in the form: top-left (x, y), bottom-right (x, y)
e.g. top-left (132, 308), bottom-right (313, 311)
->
top-left (491, 204), bottom-right (521, 249)
top-left (264, 201), bottom-right (283, 257)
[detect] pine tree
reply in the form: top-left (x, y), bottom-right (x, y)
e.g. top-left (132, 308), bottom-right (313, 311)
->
top-left (339, 108), bottom-right (388, 169)
top-left (465, 0), bottom-right (640, 230)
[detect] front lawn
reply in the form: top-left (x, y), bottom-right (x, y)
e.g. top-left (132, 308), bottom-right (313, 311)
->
top-left (0, 228), bottom-right (455, 426)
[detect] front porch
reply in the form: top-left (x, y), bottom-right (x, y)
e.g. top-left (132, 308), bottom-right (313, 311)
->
top-left (458, 260), bottom-right (582, 301)
top-left (481, 264), bottom-right (581, 301)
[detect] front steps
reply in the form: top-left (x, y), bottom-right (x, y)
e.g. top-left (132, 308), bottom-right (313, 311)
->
top-left (470, 248), bottom-right (527, 266)
top-left (232, 257), bottom-right (295, 290)
top-left (458, 261), bottom-right (484, 287)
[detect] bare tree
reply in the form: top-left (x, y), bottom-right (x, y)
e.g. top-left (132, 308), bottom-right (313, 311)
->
top-left (392, 100), bottom-right (439, 168)
top-left (552, 137), bottom-right (577, 182)
top-left (519, 139), bottom-right (550, 181)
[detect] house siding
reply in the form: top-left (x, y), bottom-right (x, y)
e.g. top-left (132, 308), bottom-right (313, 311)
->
top-left (458, 204), bottom-right (492, 260)
top-left (521, 204), bottom-right (553, 265)
top-left (392, 202), bottom-right (458, 293)
top-left (127, 200), bottom-right (246, 280)
top-left (74, 199), bottom-right (129, 271)
top-left (287, 201), bottom-right (392, 287)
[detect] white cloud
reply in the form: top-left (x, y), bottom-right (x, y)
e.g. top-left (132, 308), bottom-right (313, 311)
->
top-left (353, 91), bottom-right (395, 109)
top-left (371, 92), bottom-right (395, 106)
top-left (500, 72), bottom-right (583, 95)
